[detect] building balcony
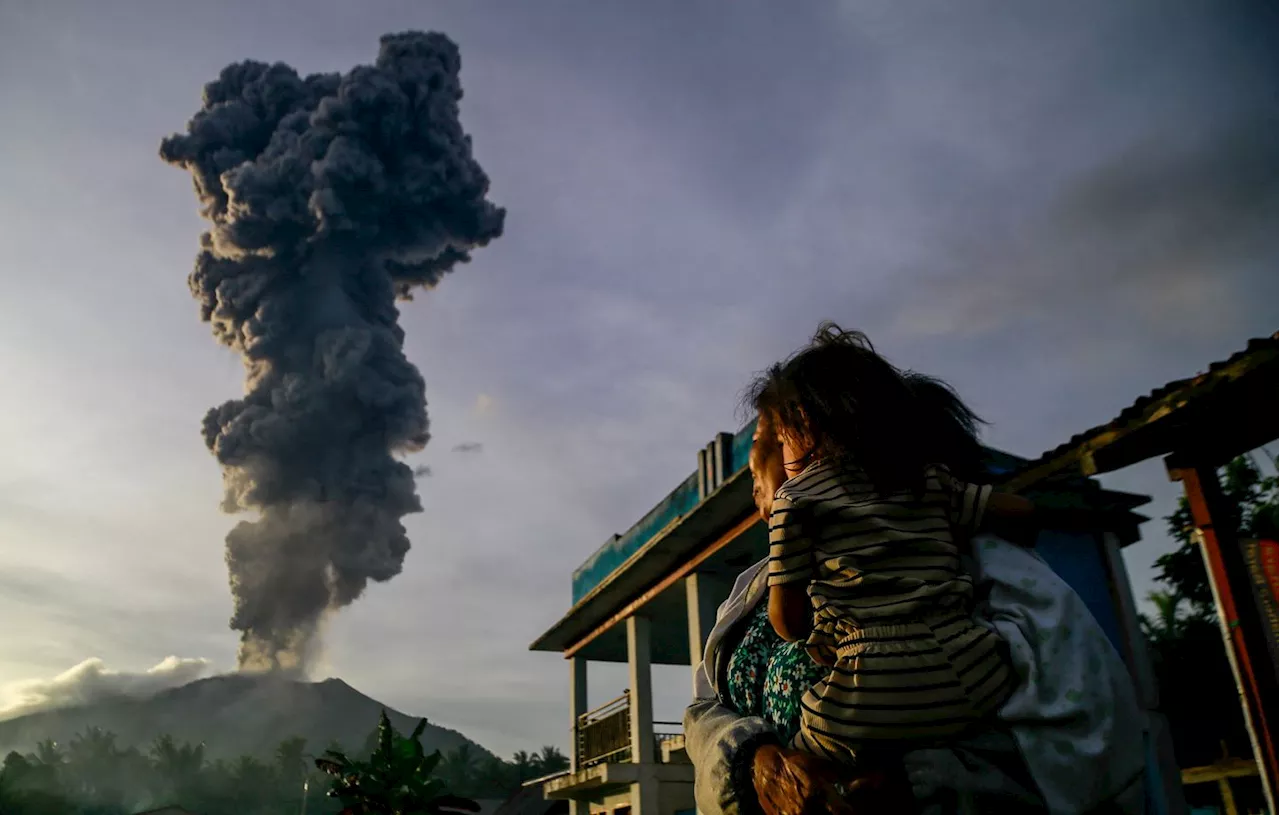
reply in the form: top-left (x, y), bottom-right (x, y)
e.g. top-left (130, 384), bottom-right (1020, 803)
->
top-left (541, 692), bottom-right (693, 804)
top-left (574, 692), bottom-right (685, 767)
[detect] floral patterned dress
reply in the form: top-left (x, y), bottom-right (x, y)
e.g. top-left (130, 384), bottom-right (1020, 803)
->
top-left (725, 600), bottom-right (828, 744)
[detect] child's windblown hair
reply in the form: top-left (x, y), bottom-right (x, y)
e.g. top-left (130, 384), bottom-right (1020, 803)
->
top-left (743, 322), bottom-right (988, 493)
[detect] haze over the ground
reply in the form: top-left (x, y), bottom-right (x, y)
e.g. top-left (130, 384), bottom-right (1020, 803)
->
top-left (0, 1), bottom-right (1274, 757)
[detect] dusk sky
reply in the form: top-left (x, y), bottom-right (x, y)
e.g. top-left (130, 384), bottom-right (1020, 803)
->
top-left (0, 0), bottom-right (1274, 758)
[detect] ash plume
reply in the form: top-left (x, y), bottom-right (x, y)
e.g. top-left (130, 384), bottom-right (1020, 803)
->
top-left (160, 32), bottom-right (504, 673)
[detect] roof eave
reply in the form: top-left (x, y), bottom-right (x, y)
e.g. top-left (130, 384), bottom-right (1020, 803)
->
top-left (529, 468), bottom-right (755, 653)
top-left (1004, 336), bottom-right (1278, 492)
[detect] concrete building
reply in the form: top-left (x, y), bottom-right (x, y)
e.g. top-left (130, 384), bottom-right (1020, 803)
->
top-left (528, 415), bottom-right (1178, 815)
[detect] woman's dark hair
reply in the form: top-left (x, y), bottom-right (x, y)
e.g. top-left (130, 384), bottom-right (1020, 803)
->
top-left (743, 322), bottom-right (988, 492)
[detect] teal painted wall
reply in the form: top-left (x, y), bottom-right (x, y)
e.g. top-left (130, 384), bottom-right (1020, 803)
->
top-left (571, 422), bottom-right (757, 604)
top-left (571, 471), bottom-right (701, 603)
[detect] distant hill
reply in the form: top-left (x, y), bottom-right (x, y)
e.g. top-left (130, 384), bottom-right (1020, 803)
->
top-left (0, 673), bottom-right (484, 761)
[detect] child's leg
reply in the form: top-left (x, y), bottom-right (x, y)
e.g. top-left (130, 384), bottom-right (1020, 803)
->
top-left (789, 676), bottom-right (863, 767)
top-left (793, 617), bottom-right (993, 766)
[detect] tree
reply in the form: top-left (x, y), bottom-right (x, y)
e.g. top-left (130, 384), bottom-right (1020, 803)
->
top-left (63, 727), bottom-right (133, 809)
top-left (532, 746), bottom-right (568, 776)
top-left (315, 709), bottom-right (479, 815)
top-left (0, 715), bottom-right (544, 814)
top-left (2, 745), bottom-right (109, 815)
top-left (1154, 454), bottom-right (1278, 619)
top-left (149, 733), bottom-right (206, 802)
top-left (1142, 453), bottom-right (1278, 769)
top-left (276, 736), bottom-right (308, 779)
top-left (437, 743), bottom-right (476, 792)
top-left (510, 750), bottom-right (535, 784)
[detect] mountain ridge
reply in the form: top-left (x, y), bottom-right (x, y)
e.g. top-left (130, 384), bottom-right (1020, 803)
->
top-left (0, 673), bottom-right (486, 762)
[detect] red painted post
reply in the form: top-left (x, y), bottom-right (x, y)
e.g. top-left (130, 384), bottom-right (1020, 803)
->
top-left (1169, 462), bottom-right (1277, 814)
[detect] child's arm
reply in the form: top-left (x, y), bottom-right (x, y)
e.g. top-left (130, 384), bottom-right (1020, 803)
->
top-left (769, 584), bottom-right (813, 643)
top-left (980, 491), bottom-right (1037, 546)
top-left (987, 491), bottom-right (1035, 518)
top-left (936, 467), bottom-right (1036, 546)
top-left (765, 492), bottom-right (815, 643)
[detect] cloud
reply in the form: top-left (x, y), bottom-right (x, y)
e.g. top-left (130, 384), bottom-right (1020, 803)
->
top-left (451, 442), bottom-right (484, 454)
top-left (0, 657), bottom-right (214, 720)
top-left (887, 115), bottom-right (1276, 343)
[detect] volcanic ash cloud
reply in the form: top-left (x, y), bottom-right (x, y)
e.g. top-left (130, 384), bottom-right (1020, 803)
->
top-left (160, 31), bottom-right (505, 673)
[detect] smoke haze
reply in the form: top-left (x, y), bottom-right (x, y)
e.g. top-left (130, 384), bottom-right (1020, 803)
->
top-left (0, 657), bottom-right (213, 720)
top-left (160, 31), bottom-right (504, 672)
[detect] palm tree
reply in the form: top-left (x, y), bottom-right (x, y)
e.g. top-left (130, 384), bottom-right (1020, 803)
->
top-left (23, 741), bottom-right (64, 792)
top-left (438, 744), bottom-right (476, 792)
top-left (275, 736), bottom-right (308, 778)
top-left (534, 746), bottom-right (568, 775)
top-left (468, 755), bottom-right (511, 797)
top-left (33, 740), bottom-right (63, 770)
top-left (274, 736), bottom-right (313, 814)
top-left (1140, 590), bottom-right (1184, 644)
top-left (149, 733), bottom-right (206, 802)
top-left (66, 727), bottom-right (124, 801)
top-left (510, 751), bottom-right (534, 784)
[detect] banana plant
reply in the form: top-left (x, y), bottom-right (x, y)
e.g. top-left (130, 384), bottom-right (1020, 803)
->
top-left (316, 710), bottom-right (480, 815)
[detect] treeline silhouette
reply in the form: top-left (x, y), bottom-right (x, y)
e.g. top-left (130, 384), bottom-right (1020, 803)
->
top-left (0, 725), bottom-right (568, 814)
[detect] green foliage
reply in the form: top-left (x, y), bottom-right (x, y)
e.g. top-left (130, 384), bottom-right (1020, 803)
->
top-left (0, 713), bottom-right (566, 815)
top-left (315, 711), bottom-right (479, 815)
top-left (1154, 453), bottom-right (1278, 619)
top-left (0, 731), bottom-right (335, 815)
top-left (1142, 452), bottom-right (1277, 768)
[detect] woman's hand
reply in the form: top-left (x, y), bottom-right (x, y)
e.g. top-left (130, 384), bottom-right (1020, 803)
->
top-left (751, 743), bottom-right (912, 815)
top-left (752, 744), bottom-right (854, 815)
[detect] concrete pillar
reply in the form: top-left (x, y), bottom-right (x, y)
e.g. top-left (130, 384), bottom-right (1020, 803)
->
top-left (569, 657), bottom-right (587, 772)
top-left (570, 660), bottom-right (588, 813)
top-left (697, 448), bottom-right (709, 500)
top-left (1100, 531), bottom-right (1187, 815)
top-left (713, 431), bottom-right (733, 488)
top-left (627, 615), bottom-right (655, 767)
top-left (632, 774), bottom-right (661, 815)
top-left (686, 573), bottom-right (723, 696)
top-left (1099, 532), bottom-right (1158, 705)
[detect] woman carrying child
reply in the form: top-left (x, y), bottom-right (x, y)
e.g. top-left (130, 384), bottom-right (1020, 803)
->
top-left (684, 323), bottom-right (1147, 814)
top-left (754, 323), bottom-right (1031, 766)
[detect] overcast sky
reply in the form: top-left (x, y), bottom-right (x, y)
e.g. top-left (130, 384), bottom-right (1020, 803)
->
top-left (0, 0), bottom-right (1274, 758)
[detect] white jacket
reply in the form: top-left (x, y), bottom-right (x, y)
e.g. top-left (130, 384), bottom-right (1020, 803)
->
top-left (683, 534), bottom-right (1147, 815)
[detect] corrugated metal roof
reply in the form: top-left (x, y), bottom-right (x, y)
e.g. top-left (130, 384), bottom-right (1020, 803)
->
top-left (493, 785), bottom-right (568, 815)
top-left (1007, 333), bottom-right (1278, 487)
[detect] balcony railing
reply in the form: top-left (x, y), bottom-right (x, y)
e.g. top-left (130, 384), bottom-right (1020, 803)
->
top-left (574, 692), bottom-right (686, 768)
top-left (576, 693), bottom-right (632, 767)
top-left (654, 724), bottom-right (684, 762)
